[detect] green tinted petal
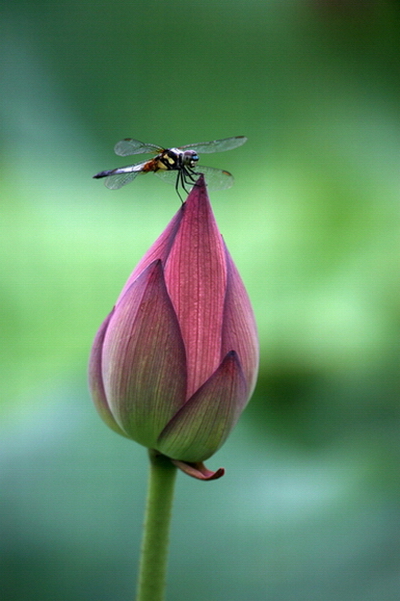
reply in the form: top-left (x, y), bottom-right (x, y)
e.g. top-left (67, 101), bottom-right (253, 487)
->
top-left (102, 260), bottom-right (187, 448)
top-left (157, 351), bottom-right (247, 462)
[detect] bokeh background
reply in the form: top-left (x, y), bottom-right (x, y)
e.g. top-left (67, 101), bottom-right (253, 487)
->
top-left (1, 1), bottom-right (399, 600)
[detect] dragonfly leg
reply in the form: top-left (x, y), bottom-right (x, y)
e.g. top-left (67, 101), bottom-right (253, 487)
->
top-left (183, 167), bottom-right (200, 190)
top-left (180, 167), bottom-right (195, 199)
top-left (175, 171), bottom-right (184, 203)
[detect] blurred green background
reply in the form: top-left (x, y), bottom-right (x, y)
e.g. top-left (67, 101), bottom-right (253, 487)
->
top-left (1, 1), bottom-right (400, 600)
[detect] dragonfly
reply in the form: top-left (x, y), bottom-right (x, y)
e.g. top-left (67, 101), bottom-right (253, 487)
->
top-left (93, 136), bottom-right (247, 200)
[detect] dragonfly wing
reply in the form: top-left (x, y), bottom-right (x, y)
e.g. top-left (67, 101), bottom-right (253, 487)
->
top-left (114, 139), bottom-right (162, 157)
top-left (179, 136), bottom-right (247, 154)
top-left (100, 162), bottom-right (146, 189)
top-left (104, 171), bottom-right (141, 189)
top-left (154, 170), bottom-right (179, 186)
top-left (195, 165), bottom-right (234, 190)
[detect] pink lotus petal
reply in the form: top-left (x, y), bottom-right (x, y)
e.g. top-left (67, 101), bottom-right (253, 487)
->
top-left (102, 260), bottom-right (187, 448)
top-left (221, 244), bottom-right (259, 398)
top-left (164, 178), bottom-right (227, 399)
top-left (157, 351), bottom-right (247, 462)
top-left (88, 309), bottom-right (130, 437)
top-left (116, 208), bottom-right (184, 304)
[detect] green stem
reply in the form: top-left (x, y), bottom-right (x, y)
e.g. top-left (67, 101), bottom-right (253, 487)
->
top-left (136, 450), bottom-right (177, 601)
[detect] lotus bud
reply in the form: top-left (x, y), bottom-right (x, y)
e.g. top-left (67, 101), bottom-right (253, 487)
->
top-left (89, 176), bottom-right (258, 479)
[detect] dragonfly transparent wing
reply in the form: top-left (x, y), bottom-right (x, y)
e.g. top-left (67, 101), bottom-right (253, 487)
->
top-left (114, 139), bottom-right (162, 157)
top-left (103, 171), bottom-right (141, 189)
top-left (97, 162), bottom-right (147, 189)
top-left (195, 165), bottom-right (234, 189)
top-left (178, 136), bottom-right (247, 154)
top-left (155, 165), bottom-right (234, 191)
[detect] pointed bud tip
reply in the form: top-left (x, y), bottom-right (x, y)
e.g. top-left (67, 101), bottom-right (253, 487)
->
top-left (184, 174), bottom-right (208, 204)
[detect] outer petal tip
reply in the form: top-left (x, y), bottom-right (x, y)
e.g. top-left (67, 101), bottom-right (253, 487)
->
top-left (171, 459), bottom-right (225, 480)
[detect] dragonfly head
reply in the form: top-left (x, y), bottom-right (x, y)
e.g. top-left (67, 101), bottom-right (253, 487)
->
top-left (181, 150), bottom-right (199, 168)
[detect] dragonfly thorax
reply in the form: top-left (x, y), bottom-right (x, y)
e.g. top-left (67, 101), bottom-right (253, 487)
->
top-left (166, 148), bottom-right (199, 170)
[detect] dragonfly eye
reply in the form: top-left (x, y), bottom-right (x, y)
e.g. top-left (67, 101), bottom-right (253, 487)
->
top-left (182, 150), bottom-right (199, 168)
top-left (189, 152), bottom-right (199, 168)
